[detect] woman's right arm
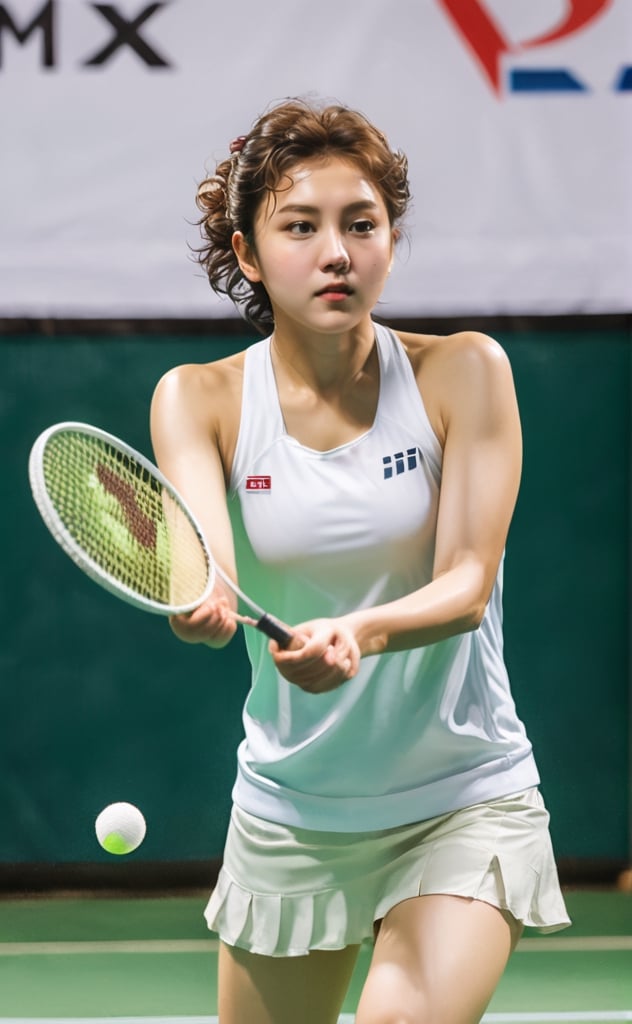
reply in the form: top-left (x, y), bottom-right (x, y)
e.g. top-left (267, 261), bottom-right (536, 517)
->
top-left (150, 361), bottom-right (240, 648)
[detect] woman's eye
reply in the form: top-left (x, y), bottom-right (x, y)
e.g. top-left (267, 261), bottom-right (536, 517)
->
top-left (288, 221), bottom-right (314, 235)
top-left (349, 220), bottom-right (375, 234)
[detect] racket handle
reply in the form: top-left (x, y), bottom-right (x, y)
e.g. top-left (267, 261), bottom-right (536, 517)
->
top-left (256, 613), bottom-right (294, 649)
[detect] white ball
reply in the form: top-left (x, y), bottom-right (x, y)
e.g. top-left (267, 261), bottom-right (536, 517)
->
top-left (95, 802), bottom-right (146, 855)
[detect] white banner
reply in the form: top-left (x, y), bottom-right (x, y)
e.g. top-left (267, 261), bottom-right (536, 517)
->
top-left (0, 0), bottom-right (630, 320)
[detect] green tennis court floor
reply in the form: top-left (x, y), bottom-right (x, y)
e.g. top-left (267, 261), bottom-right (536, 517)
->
top-left (0, 889), bottom-right (630, 1021)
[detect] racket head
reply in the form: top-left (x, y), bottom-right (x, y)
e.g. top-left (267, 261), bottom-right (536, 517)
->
top-left (28, 422), bottom-right (215, 615)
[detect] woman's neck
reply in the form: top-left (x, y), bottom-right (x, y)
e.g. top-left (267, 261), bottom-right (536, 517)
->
top-left (270, 321), bottom-right (376, 395)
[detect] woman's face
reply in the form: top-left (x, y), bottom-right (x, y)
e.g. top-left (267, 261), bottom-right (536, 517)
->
top-left (233, 156), bottom-right (397, 336)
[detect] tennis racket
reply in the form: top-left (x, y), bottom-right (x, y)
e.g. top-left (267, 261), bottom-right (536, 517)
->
top-left (28, 422), bottom-right (293, 648)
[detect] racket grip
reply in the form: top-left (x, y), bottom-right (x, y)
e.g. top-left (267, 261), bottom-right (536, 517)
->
top-left (256, 613), bottom-right (294, 649)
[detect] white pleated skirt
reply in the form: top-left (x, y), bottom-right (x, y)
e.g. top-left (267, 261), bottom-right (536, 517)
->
top-left (205, 787), bottom-right (571, 957)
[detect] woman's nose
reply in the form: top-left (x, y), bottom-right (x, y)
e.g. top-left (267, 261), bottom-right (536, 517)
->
top-left (321, 231), bottom-right (350, 273)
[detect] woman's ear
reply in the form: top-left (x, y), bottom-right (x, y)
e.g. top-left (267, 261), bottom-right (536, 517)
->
top-left (232, 231), bottom-right (262, 283)
top-left (387, 228), bottom-right (400, 274)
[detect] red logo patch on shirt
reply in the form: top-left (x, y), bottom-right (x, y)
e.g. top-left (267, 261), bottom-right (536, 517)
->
top-left (246, 475), bottom-right (271, 492)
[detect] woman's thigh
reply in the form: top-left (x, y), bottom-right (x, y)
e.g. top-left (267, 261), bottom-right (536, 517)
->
top-left (356, 894), bottom-right (522, 1024)
top-left (218, 939), bottom-right (360, 1024)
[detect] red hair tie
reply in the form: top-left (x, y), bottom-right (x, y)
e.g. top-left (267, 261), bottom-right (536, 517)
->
top-left (229, 136), bottom-right (247, 155)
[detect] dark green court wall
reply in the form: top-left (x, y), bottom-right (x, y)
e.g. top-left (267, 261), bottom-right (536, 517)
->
top-left (1, 326), bottom-right (630, 873)
top-left (502, 332), bottom-right (630, 861)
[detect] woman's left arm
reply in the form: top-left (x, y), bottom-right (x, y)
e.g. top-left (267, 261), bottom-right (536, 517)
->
top-left (349, 331), bottom-right (522, 654)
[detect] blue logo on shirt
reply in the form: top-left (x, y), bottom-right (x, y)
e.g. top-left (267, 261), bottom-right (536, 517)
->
top-left (383, 447), bottom-right (423, 480)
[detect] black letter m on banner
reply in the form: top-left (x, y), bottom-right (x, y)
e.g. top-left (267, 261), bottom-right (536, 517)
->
top-left (0, 1), bottom-right (54, 67)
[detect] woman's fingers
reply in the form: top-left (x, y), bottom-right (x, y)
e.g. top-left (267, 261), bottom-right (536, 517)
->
top-left (270, 620), bottom-right (360, 692)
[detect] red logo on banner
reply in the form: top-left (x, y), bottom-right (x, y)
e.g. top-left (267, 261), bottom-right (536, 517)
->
top-left (246, 476), bottom-right (271, 492)
top-left (438, 0), bottom-right (613, 94)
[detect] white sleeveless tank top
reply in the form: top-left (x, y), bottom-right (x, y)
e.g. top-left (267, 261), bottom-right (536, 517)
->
top-left (227, 323), bottom-right (539, 831)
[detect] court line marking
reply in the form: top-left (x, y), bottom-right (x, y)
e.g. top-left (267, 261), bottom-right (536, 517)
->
top-left (484, 1018), bottom-right (632, 1023)
top-left (1, 1014), bottom-right (632, 1024)
top-left (517, 936), bottom-right (632, 952)
top-left (1, 935), bottom-right (631, 956)
top-left (0, 939), bottom-right (216, 956)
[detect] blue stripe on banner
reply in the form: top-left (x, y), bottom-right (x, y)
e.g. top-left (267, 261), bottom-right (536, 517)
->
top-left (510, 69), bottom-right (588, 92)
top-left (614, 65), bottom-right (632, 91)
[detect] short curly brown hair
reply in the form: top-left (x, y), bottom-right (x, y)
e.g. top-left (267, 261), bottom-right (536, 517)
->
top-left (194, 98), bottom-right (410, 334)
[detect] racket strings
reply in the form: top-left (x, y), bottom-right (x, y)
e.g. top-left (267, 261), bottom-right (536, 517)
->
top-left (42, 432), bottom-right (210, 607)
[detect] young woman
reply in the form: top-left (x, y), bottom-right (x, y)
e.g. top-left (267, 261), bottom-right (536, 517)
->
top-left (150, 99), bottom-right (570, 1024)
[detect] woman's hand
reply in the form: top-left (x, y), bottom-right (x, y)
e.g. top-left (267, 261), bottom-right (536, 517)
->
top-left (270, 619), bottom-right (361, 693)
top-left (169, 591), bottom-right (238, 649)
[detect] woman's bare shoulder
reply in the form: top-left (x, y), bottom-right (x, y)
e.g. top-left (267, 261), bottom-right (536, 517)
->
top-left (152, 350), bottom-right (246, 434)
top-left (393, 330), bottom-right (513, 445)
top-left (150, 348), bottom-right (248, 466)
top-left (394, 329), bottom-right (508, 373)
top-left (154, 349), bottom-right (246, 402)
